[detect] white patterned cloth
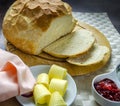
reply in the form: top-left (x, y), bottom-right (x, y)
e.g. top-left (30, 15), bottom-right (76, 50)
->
top-left (71, 12), bottom-right (120, 106)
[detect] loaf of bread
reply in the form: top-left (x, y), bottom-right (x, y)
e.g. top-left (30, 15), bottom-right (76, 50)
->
top-left (67, 44), bottom-right (109, 66)
top-left (43, 28), bottom-right (95, 58)
top-left (5, 20), bottom-right (111, 76)
top-left (2, 0), bottom-right (76, 55)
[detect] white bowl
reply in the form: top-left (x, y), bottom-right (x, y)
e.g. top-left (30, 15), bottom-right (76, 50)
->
top-left (16, 65), bottom-right (77, 106)
top-left (92, 72), bottom-right (120, 106)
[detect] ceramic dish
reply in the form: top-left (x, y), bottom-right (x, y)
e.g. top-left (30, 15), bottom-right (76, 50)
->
top-left (16, 65), bottom-right (77, 106)
top-left (92, 63), bottom-right (120, 106)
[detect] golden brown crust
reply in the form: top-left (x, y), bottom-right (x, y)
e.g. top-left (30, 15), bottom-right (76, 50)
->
top-left (3, 0), bottom-right (71, 31)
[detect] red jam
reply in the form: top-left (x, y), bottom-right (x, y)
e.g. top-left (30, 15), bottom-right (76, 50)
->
top-left (94, 78), bottom-right (120, 101)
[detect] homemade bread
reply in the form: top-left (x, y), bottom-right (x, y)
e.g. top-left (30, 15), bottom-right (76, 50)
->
top-left (2, 0), bottom-right (76, 55)
top-left (43, 28), bottom-right (95, 58)
top-left (67, 44), bottom-right (109, 66)
top-left (5, 20), bottom-right (111, 76)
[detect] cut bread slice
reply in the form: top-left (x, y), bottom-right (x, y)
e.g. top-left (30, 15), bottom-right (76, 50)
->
top-left (43, 29), bottom-right (95, 58)
top-left (6, 42), bottom-right (65, 62)
top-left (38, 52), bottom-right (65, 62)
top-left (67, 44), bottom-right (109, 66)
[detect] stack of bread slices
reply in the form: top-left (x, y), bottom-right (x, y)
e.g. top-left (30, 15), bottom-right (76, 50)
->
top-left (43, 23), bottom-right (110, 66)
top-left (2, 0), bottom-right (110, 68)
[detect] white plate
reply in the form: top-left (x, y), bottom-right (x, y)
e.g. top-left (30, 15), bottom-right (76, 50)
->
top-left (16, 65), bottom-right (77, 106)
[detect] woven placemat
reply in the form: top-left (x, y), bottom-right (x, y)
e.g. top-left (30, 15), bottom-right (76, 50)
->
top-left (71, 12), bottom-right (120, 106)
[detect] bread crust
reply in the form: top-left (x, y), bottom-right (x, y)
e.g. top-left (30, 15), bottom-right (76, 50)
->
top-left (3, 0), bottom-right (71, 31)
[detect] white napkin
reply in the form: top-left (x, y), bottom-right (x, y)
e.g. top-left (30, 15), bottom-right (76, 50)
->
top-left (0, 49), bottom-right (35, 102)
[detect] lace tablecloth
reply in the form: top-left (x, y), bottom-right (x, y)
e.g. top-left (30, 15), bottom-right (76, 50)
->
top-left (71, 12), bottom-right (120, 106)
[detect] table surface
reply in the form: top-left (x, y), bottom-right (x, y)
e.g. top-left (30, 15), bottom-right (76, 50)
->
top-left (0, 0), bottom-right (120, 106)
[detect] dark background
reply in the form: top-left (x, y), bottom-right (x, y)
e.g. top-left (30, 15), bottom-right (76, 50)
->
top-left (63, 0), bottom-right (120, 33)
top-left (0, 0), bottom-right (120, 33)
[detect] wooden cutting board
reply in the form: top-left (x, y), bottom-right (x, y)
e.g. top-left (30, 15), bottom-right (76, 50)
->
top-left (6, 21), bottom-right (111, 76)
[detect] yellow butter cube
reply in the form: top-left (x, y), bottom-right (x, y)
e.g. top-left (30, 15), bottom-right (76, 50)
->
top-left (49, 78), bottom-right (68, 96)
top-left (33, 84), bottom-right (51, 105)
top-left (48, 91), bottom-right (67, 106)
top-left (37, 73), bottom-right (49, 87)
top-left (48, 64), bottom-right (67, 79)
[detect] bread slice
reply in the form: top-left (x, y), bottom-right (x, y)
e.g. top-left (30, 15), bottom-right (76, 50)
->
top-left (38, 52), bottom-right (65, 62)
top-left (43, 29), bottom-right (95, 58)
top-left (6, 42), bottom-right (65, 62)
top-left (67, 44), bottom-right (109, 66)
top-left (2, 0), bottom-right (76, 55)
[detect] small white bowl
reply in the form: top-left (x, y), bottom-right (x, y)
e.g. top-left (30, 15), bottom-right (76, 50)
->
top-left (92, 74), bottom-right (120, 106)
top-left (92, 63), bottom-right (120, 106)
